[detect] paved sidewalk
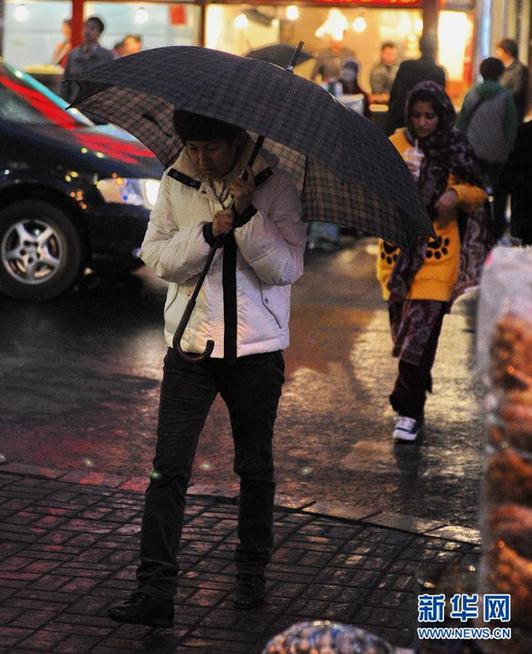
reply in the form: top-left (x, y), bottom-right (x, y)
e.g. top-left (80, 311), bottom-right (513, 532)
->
top-left (0, 466), bottom-right (480, 654)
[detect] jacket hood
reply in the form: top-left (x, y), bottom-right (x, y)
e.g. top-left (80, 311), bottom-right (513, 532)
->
top-left (474, 80), bottom-right (506, 100)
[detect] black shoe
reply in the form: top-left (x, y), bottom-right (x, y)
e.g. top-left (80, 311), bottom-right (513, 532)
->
top-left (233, 573), bottom-right (266, 609)
top-left (107, 591), bottom-right (174, 627)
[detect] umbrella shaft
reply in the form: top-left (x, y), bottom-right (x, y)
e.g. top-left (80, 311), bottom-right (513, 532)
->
top-left (190, 244), bottom-right (218, 303)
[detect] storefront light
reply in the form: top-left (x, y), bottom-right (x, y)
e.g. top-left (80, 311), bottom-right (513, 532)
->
top-left (14, 3), bottom-right (30, 22)
top-left (134, 6), bottom-right (149, 25)
top-left (286, 6), bottom-right (300, 21)
top-left (315, 9), bottom-right (348, 41)
top-left (352, 16), bottom-right (367, 33)
top-left (234, 13), bottom-right (248, 29)
top-left (438, 11), bottom-right (471, 79)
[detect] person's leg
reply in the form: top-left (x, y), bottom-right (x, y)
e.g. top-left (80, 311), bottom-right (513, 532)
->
top-left (307, 221), bottom-right (341, 251)
top-left (480, 161), bottom-right (506, 241)
top-left (390, 309), bottom-right (444, 425)
top-left (490, 163), bottom-right (508, 241)
top-left (108, 349), bottom-right (218, 625)
top-left (217, 351), bottom-right (284, 606)
top-left (135, 349), bottom-right (218, 599)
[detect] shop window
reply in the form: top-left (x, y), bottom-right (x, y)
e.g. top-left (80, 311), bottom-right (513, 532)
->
top-left (2, 1), bottom-right (199, 71)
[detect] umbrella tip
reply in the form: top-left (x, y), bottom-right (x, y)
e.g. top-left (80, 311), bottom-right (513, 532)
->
top-left (286, 41), bottom-right (305, 72)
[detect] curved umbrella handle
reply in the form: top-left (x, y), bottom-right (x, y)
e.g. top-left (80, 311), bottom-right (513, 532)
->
top-left (172, 304), bottom-right (215, 363)
top-left (175, 339), bottom-right (215, 363)
top-left (172, 243), bottom-right (219, 363)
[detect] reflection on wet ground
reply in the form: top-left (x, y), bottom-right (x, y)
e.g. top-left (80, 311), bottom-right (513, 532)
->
top-left (0, 239), bottom-right (483, 527)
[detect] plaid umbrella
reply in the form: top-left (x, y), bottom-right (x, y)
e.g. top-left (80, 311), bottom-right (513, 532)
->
top-left (246, 43), bottom-right (314, 68)
top-left (68, 46), bottom-right (432, 253)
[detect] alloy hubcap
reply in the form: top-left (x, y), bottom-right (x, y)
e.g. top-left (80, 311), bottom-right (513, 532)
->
top-left (1, 218), bottom-right (62, 285)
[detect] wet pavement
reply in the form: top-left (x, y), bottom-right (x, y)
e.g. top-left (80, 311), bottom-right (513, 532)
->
top-left (0, 238), bottom-right (484, 528)
top-left (0, 237), bottom-right (489, 652)
top-left (0, 468), bottom-right (480, 654)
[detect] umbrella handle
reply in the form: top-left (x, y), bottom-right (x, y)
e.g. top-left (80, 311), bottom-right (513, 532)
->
top-left (172, 243), bottom-right (219, 362)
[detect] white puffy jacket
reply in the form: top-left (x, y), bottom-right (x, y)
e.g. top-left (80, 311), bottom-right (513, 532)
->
top-left (140, 139), bottom-right (306, 357)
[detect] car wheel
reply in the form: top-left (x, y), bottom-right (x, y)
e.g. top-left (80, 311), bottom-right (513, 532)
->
top-left (0, 200), bottom-right (83, 300)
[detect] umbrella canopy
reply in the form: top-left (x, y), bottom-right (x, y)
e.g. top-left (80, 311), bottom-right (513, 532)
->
top-left (246, 43), bottom-right (314, 67)
top-left (68, 46), bottom-right (432, 253)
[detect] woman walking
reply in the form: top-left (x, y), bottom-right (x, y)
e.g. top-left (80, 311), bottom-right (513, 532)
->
top-left (377, 81), bottom-right (493, 442)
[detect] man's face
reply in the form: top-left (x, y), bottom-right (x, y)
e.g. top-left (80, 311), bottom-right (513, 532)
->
top-left (496, 47), bottom-right (511, 65)
top-left (84, 20), bottom-right (102, 44)
top-left (382, 46), bottom-right (397, 66)
top-left (185, 139), bottom-right (241, 180)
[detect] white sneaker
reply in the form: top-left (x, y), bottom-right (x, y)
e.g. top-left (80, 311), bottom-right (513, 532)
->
top-left (393, 416), bottom-right (421, 442)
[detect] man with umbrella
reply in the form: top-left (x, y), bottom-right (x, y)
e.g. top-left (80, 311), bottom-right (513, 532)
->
top-left (69, 45), bottom-right (434, 625)
top-left (107, 110), bottom-right (306, 626)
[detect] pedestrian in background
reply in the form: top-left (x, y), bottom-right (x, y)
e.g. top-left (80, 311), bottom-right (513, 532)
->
top-left (377, 81), bottom-right (491, 442)
top-left (386, 33), bottom-right (446, 136)
top-left (340, 60), bottom-right (372, 120)
top-left (51, 18), bottom-right (72, 68)
top-left (456, 57), bottom-right (518, 241)
top-left (112, 39), bottom-right (124, 58)
top-left (369, 42), bottom-right (398, 105)
top-left (307, 59), bottom-right (370, 252)
top-left (496, 38), bottom-right (529, 122)
top-left (107, 111), bottom-right (305, 627)
top-left (61, 16), bottom-right (114, 104)
top-left (114, 34), bottom-right (143, 58)
top-left (501, 121), bottom-right (532, 245)
top-left (310, 34), bottom-right (355, 84)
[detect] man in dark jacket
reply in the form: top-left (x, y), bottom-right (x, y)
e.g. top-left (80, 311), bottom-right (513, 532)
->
top-left (496, 38), bottom-right (529, 122)
top-left (61, 16), bottom-right (114, 104)
top-left (386, 33), bottom-right (446, 135)
top-left (501, 121), bottom-right (532, 244)
top-left (456, 57), bottom-right (518, 240)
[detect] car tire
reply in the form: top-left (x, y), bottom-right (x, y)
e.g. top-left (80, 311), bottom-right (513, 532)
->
top-left (0, 200), bottom-right (84, 301)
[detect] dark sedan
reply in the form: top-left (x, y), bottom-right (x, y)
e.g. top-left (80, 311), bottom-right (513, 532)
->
top-left (0, 59), bottom-right (163, 300)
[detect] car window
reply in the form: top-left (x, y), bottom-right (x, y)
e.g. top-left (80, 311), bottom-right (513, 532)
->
top-left (0, 61), bottom-right (92, 127)
top-left (0, 86), bottom-right (49, 124)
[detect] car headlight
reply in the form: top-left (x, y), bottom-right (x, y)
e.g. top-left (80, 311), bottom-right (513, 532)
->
top-left (97, 177), bottom-right (161, 210)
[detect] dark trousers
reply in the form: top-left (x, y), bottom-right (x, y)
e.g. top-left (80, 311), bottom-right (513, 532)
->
top-left (479, 160), bottom-right (507, 241)
top-left (136, 348), bottom-right (285, 599)
top-left (389, 311), bottom-right (445, 422)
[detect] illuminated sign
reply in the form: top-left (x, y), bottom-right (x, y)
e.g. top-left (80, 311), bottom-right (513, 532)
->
top-left (309, 0), bottom-right (422, 6)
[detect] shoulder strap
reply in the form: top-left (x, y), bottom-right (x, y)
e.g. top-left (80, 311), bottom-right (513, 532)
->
top-left (167, 169), bottom-right (202, 189)
top-left (168, 167), bottom-right (273, 190)
top-left (461, 94), bottom-right (489, 133)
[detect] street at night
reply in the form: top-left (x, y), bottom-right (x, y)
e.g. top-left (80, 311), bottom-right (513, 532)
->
top-left (1, 239), bottom-right (483, 528)
top-left (1, 0), bottom-right (531, 649)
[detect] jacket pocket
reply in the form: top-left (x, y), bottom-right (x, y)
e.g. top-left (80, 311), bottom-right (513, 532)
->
top-left (260, 283), bottom-right (289, 330)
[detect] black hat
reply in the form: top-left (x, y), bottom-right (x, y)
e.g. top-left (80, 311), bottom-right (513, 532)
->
top-left (173, 110), bottom-right (243, 142)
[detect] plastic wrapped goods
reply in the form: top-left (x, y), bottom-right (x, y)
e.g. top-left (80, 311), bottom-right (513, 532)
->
top-left (476, 246), bottom-right (532, 649)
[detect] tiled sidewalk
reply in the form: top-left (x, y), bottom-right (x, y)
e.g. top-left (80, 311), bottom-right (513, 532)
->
top-left (0, 467), bottom-right (480, 654)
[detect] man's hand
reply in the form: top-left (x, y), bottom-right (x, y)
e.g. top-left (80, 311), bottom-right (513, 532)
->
top-left (212, 209), bottom-right (234, 238)
top-left (434, 189), bottom-right (458, 227)
top-left (230, 166), bottom-right (255, 214)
